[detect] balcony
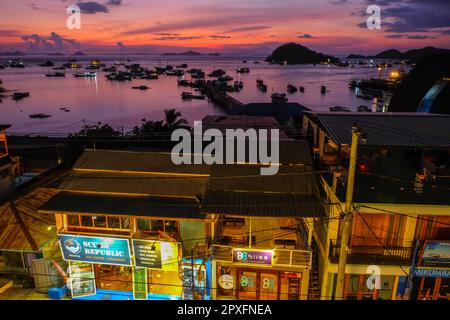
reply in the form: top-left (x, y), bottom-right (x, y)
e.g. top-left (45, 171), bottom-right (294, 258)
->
top-left (212, 244), bottom-right (311, 268)
top-left (328, 240), bottom-right (412, 265)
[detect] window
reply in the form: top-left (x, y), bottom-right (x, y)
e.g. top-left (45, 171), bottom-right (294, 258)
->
top-left (66, 214), bottom-right (130, 232)
top-left (81, 215), bottom-right (93, 227)
top-left (93, 216), bottom-right (106, 228)
top-left (137, 219), bottom-right (179, 234)
top-left (67, 215), bottom-right (80, 226)
top-left (107, 217), bottom-right (120, 229)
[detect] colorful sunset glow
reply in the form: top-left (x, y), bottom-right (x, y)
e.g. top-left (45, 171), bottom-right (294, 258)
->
top-left (1, 0), bottom-right (449, 56)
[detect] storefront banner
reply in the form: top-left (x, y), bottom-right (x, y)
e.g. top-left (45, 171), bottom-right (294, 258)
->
top-left (412, 268), bottom-right (450, 278)
top-left (59, 234), bottom-right (132, 266)
top-left (421, 241), bottom-right (450, 267)
top-left (132, 239), bottom-right (179, 271)
top-left (232, 249), bottom-right (273, 265)
top-left (68, 261), bottom-right (96, 298)
top-left (132, 267), bottom-right (148, 300)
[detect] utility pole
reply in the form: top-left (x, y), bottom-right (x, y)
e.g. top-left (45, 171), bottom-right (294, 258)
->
top-left (335, 122), bottom-right (366, 300)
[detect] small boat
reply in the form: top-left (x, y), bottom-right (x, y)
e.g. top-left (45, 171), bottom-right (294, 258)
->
top-left (46, 72), bottom-right (66, 77)
top-left (132, 85), bottom-right (149, 90)
top-left (73, 72), bottom-right (96, 78)
top-left (52, 66), bottom-right (66, 70)
top-left (106, 71), bottom-right (132, 81)
top-left (218, 75), bottom-right (233, 82)
top-left (236, 68), bottom-right (250, 73)
top-left (176, 64), bottom-right (188, 68)
top-left (287, 84), bottom-right (298, 93)
top-left (8, 59), bottom-right (25, 68)
top-left (103, 66), bottom-right (116, 72)
top-left (299, 86), bottom-right (305, 92)
top-left (330, 106), bottom-right (351, 112)
top-left (357, 105), bottom-right (372, 112)
top-left (271, 92), bottom-right (288, 103)
top-left (178, 80), bottom-right (191, 87)
top-left (256, 79), bottom-right (267, 92)
top-left (321, 86), bottom-right (327, 94)
top-left (181, 92), bottom-right (205, 100)
top-left (234, 81), bottom-right (243, 88)
top-left (29, 113), bottom-right (51, 119)
top-left (165, 69), bottom-right (184, 76)
top-left (254, 61), bottom-right (260, 64)
top-left (208, 69), bottom-right (226, 77)
top-left (12, 92), bottom-right (30, 100)
top-left (165, 65), bottom-right (174, 71)
top-left (39, 60), bottom-right (54, 67)
top-left (242, 60), bottom-right (247, 63)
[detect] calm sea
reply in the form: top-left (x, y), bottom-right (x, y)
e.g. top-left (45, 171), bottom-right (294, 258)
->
top-left (0, 55), bottom-right (397, 135)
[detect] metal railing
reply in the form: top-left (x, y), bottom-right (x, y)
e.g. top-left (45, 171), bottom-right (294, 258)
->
top-left (328, 240), bottom-right (412, 265)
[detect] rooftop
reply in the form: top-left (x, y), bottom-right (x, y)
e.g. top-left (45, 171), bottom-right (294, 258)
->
top-left (0, 125), bottom-right (11, 131)
top-left (306, 112), bottom-right (450, 148)
top-left (238, 103), bottom-right (310, 123)
top-left (39, 191), bottom-right (205, 220)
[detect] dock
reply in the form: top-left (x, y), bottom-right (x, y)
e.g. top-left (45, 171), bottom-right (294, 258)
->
top-left (204, 84), bottom-right (244, 113)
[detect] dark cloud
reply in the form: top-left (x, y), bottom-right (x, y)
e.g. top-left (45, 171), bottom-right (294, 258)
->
top-left (0, 29), bottom-right (21, 37)
top-left (76, 2), bottom-right (109, 14)
top-left (21, 32), bottom-right (81, 53)
top-left (209, 35), bottom-right (231, 39)
top-left (152, 36), bottom-right (202, 41)
top-left (106, 0), bottom-right (122, 5)
top-left (329, 0), bottom-right (348, 5)
top-left (406, 35), bottom-right (436, 39)
top-left (298, 33), bottom-right (317, 39)
top-left (152, 33), bottom-right (181, 36)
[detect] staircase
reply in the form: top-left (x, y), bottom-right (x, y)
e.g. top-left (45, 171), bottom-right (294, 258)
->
top-left (308, 239), bottom-right (320, 300)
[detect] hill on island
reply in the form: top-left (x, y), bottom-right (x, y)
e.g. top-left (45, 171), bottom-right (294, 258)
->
top-left (348, 47), bottom-right (450, 62)
top-left (266, 43), bottom-right (338, 64)
top-left (162, 50), bottom-right (202, 56)
top-left (388, 54), bottom-right (450, 114)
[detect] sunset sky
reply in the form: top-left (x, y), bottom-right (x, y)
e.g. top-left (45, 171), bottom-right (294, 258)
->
top-left (1, 0), bottom-right (449, 56)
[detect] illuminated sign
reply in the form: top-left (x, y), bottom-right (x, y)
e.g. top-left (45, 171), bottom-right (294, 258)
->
top-left (59, 234), bottom-right (132, 266)
top-left (232, 249), bottom-right (273, 265)
top-left (412, 268), bottom-right (450, 278)
top-left (218, 274), bottom-right (234, 290)
top-left (421, 241), bottom-right (450, 267)
top-left (132, 239), bottom-right (179, 271)
top-left (132, 267), bottom-right (148, 300)
top-left (68, 261), bottom-right (96, 298)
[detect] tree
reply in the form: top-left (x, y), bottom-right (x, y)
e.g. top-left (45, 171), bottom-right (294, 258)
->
top-left (164, 108), bottom-right (189, 130)
top-left (75, 122), bottom-right (120, 138)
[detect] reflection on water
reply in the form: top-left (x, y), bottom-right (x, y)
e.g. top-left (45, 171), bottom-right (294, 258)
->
top-left (0, 56), bottom-right (392, 135)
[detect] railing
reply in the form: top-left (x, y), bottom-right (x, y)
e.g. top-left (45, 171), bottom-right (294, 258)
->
top-left (212, 245), bottom-right (312, 268)
top-left (328, 240), bottom-right (412, 265)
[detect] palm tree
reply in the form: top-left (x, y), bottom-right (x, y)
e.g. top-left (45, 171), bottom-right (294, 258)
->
top-left (164, 108), bottom-right (188, 130)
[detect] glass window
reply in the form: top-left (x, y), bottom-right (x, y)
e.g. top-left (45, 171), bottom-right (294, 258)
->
top-left (165, 221), bottom-right (178, 234)
top-left (81, 215), bottom-right (93, 227)
top-left (95, 265), bottom-right (132, 292)
top-left (260, 272), bottom-right (278, 300)
top-left (216, 266), bottom-right (236, 299)
top-left (238, 270), bottom-right (257, 300)
top-left (107, 217), bottom-right (120, 229)
top-left (93, 216), bottom-right (106, 228)
top-left (137, 219), bottom-right (151, 232)
top-left (67, 215), bottom-right (80, 226)
top-left (120, 218), bottom-right (130, 229)
top-left (151, 220), bottom-right (164, 232)
top-left (346, 274), bottom-right (360, 300)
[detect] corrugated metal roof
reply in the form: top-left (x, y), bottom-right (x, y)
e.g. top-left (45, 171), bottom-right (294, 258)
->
top-left (39, 191), bottom-right (205, 219)
top-left (74, 150), bottom-right (210, 174)
top-left (0, 124), bottom-right (11, 131)
top-left (202, 190), bottom-right (323, 217)
top-left (209, 164), bottom-right (320, 195)
top-left (58, 172), bottom-right (208, 197)
top-left (310, 112), bottom-right (450, 148)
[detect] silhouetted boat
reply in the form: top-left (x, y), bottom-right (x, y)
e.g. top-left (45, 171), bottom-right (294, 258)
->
top-left (176, 64), bottom-right (188, 68)
top-left (12, 92), bottom-right (30, 100)
top-left (181, 92), bottom-right (205, 100)
top-left (46, 72), bottom-right (65, 77)
top-left (256, 79), bottom-right (267, 92)
top-left (330, 106), bottom-right (351, 112)
top-left (321, 85), bottom-right (327, 94)
top-left (106, 71), bottom-right (132, 81)
top-left (271, 92), bottom-right (288, 103)
top-left (287, 84), bottom-right (298, 93)
top-left (29, 113), bottom-right (51, 119)
top-left (299, 86), bottom-right (305, 92)
top-left (39, 60), bottom-right (54, 67)
top-left (73, 72), bottom-right (96, 78)
top-left (132, 85), bottom-right (149, 90)
top-left (236, 68), bottom-right (250, 73)
top-left (357, 105), bottom-right (372, 112)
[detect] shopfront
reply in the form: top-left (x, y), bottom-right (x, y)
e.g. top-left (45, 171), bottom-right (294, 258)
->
top-left (58, 234), bottom-right (183, 300)
top-left (212, 247), bottom-right (310, 300)
top-left (411, 240), bottom-right (450, 300)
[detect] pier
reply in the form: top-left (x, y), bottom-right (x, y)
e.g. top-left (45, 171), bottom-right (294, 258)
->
top-left (204, 84), bottom-right (244, 113)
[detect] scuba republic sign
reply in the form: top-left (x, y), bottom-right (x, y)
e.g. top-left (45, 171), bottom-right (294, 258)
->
top-left (59, 234), bottom-right (132, 266)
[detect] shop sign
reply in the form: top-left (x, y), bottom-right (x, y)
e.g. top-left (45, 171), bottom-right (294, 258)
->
top-left (182, 263), bottom-right (207, 300)
top-left (421, 241), bottom-right (450, 267)
top-left (218, 274), bottom-right (234, 290)
top-left (133, 267), bottom-right (148, 300)
top-left (232, 249), bottom-right (273, 265)
top-left (132, 239), bottom-right (178, 271)
top-left (412, 268), bottom-right (450, 278)
top-left (59, 234), bottom-right (131, 266)
top-left (68, 261), bottom-right (96, 298)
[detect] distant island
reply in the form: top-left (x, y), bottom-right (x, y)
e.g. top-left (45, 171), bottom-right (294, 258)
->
top-left (266, 43), bottom-right (338, 65)
top-left (0, 51), bottom-right (25, 56)
top-left (347, 46), bottom-right (450, 62)
top-left (72, 51), bottom-right (87, 56)
top-left (162, 50), bottom-right (202, 56)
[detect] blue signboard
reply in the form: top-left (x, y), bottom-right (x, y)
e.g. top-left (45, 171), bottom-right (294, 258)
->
top-left (421, 241), bottom-right (450, 267)
top-left (412, 268), bottom-right (450, 278)
top-left (59, 234), bottom-right (132, 266)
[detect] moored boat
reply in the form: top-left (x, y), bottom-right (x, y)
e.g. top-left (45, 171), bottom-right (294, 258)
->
top-left (181, 92), bottom-right (206, 100)
top-left (271, 92), bottom-right (288, 103)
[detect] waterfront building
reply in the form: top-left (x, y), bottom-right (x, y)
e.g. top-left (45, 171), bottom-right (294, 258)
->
top-left (302, 112), bottom-right (450, 300)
